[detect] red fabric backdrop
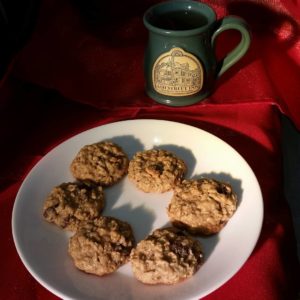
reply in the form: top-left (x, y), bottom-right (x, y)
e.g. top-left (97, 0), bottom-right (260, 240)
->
top-left (10, 0), bottom-right (300, 128)
top-left (1, 0), bottom-right (300, 299)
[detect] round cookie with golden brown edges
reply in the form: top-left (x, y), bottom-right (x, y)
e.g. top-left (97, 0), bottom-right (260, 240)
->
top-left (167, 178), bottom-right (237, 235)
top-left (68, 216), bottom-right (135, 276)
top-left (128, 149), bottom-right (187, 193)
top-left (130, 227), bottom-right (203, 285)
top-left (43, 182), bottom-right (104, 231)
top-left (70, 141), bottom-right (129, 186)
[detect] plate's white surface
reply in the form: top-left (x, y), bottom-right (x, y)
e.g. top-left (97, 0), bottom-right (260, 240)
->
top-left (12, 119), bottom-right (263, 300)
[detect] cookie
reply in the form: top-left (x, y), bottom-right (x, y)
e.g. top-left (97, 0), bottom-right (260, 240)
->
top-left (130, 227), bottom-right (203, 285)
top-left (128, 149), bottom-right (186, 193)
top-left (43, 182), bottom-right (104, 231)
top-left (167, 178), bottom-right (237, 235)
top-left (70, 141), bottom-right (129, 186)
top-left (68, 216), bottom-right (135, 276)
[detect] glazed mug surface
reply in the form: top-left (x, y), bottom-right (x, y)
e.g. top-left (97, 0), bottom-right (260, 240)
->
top-left (143, 0), bottom-right (251, 106)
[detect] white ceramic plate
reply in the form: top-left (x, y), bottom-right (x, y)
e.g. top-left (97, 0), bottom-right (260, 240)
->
top-left (12, 119), bottom-right (263, 300)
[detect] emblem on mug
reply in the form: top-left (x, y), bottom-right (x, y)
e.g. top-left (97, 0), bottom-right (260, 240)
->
top-left (152, 47), bottom-right (203, 97)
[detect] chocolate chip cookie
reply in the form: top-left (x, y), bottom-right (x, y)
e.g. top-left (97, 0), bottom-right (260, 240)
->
top-left (130, 227), bottom-right (203, 284)
top-left (43, 182), bottom-right (105, 231)
top-left (167, 178), bottom-right (237, 235)
top-left (70, 141), bottom-right (129, 186)
top-left (128, 149), bottom-right (187, 193)
top-left (68, 216), bottom-right (135, 276)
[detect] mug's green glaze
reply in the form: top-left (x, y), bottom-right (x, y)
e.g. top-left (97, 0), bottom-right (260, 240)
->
top-left (143, 0), bottom-right (251, 106)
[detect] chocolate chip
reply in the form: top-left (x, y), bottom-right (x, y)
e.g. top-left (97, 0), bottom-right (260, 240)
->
top-left (43, 207), bottom-right (56, 219)
top-left (170, 239), bottom-right (190, 258)
top-left (216, 183), bottom-right (231, 195)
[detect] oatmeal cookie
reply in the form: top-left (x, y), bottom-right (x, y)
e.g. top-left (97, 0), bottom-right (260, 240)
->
top-left (128, 149), bottom-right (186, 193)
top-left (43, 182), bottom-right (104, 231)
top-left (70, 141), bottom-right (129, 186)
top-left (68, 216), bottom-right (135, 276)
top-left (130, 227), bottom-right (203, 285)
top-left (167, 178), bottom-right (237, 235)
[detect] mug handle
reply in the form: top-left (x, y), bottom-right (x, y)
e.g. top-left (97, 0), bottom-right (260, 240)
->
top-left (211, 16), bottom-right (251, 77)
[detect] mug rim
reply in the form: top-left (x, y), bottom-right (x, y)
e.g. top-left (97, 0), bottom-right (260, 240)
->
top-left (143, 0), bottom-right (216, 37)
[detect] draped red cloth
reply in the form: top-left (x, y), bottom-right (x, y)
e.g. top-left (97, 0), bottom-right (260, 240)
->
top-left (1, 0), bottom-right (300, 299)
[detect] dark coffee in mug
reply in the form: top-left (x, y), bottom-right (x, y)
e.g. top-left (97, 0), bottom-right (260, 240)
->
top-left (149, 10), bottom-right (208, 31)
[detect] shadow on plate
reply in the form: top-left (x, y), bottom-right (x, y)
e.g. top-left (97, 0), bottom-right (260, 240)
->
top-left (153, 144), bottom-right (197, 178)
top-left (107, 135), bottom-right (145, 159)
top-left (103, 179), bottom-right (156, 242)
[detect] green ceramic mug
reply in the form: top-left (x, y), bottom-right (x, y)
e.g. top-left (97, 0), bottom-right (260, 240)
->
top-left (143, 0), bottom-right (251, 106)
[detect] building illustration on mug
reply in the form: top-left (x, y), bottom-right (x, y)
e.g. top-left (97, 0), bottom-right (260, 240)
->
top-left (152, 48), bottom-right (203, 96)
